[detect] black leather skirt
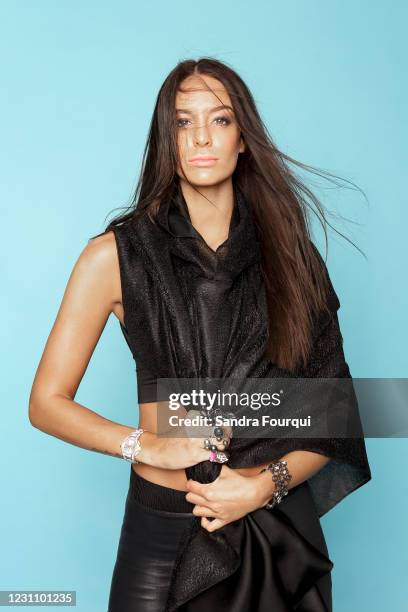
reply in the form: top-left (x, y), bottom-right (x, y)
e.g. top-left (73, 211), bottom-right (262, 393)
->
top-left (108, 467), bottom-right (333, 612)
top-left (108, 468), bottom-right (195, 612)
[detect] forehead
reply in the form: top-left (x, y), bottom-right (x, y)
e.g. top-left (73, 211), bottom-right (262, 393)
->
top-left (175, 75), bottom-right (232, 111)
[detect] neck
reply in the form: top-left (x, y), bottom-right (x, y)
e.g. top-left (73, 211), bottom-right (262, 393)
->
top-left (178, 179), bottom-right (235, 246)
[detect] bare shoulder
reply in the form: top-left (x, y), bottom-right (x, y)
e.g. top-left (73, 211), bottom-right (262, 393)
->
top-left (75, 230), bottom-right (121, 302)
top-left (86, 229), bottom-right (117, 263)
top-left (78, 231), bottom-right (116, 275)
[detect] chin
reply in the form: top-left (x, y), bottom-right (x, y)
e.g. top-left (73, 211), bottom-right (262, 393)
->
top-left (180, 170), bottom-right (234, 188)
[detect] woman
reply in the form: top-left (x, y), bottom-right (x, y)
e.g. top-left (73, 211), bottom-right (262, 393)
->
top-left (29, 58), bottom-right (371, 611)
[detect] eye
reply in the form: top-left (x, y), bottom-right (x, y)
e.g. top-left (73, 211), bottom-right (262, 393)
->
top-left (214, 116), bottom-right (231, 126)
top-left (176, 118), bottom-right (191, 128)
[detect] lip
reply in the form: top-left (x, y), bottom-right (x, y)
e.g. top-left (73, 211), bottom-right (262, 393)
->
top-left (188, 156), bottom-right (218, 167)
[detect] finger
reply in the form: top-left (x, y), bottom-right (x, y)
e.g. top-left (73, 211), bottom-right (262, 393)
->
top-left (193, 505), bottom-right (218, 518)
top-left (212, 440), bottom-right (228, 451)
top-left (186, 479), bottom-right (211, 500)
top-left (185, 492), bottom-right (213, 507)
top-left (201, 516), bottom-right (226, 532)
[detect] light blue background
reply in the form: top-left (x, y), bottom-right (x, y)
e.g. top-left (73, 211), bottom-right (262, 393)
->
top-left (1, 1), bottom-right (406, 610)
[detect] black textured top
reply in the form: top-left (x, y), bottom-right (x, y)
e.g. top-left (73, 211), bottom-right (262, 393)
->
top-left (91, 180), bottom-right (371, 610)
top-left (134, 182), bottom-right (241, 403)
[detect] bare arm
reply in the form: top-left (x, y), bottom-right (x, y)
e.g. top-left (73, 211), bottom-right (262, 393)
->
top-left (28, 231), bottom-right (220, 469)
top-left (29, 231), bottom-right (149, 460)
top-left (251, 450), bottom-right (331, 507)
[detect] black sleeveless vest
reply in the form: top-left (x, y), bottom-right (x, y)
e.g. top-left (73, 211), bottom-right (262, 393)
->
top-left (112, 181), bottom-right (269, 399)
top-left (98, 182), bottom-right (371, 611)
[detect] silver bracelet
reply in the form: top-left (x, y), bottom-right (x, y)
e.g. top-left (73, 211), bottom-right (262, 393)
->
top-left (259, 459), bottom-right (292, 510)
top-left (121, 429), bottom-right (144, 464)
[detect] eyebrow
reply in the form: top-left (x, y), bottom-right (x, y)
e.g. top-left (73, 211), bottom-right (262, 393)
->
top-left (175, 104), bottom-right (234, 115)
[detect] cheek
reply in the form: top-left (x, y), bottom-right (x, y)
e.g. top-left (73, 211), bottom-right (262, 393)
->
top-left (177, 131), bottom-right (190, 156)
top-left (214, 130), bottom-right (241, 157)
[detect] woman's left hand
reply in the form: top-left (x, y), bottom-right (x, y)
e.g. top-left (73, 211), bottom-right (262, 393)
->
top-left (185, 464), bottom-right (268, 532)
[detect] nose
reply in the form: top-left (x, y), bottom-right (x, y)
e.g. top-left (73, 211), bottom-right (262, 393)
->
top-left (193, 120), bottom-right (212, 147)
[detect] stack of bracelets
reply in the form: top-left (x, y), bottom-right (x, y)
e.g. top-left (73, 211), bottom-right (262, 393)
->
top-left (259, 460), bottom-right (293, 510)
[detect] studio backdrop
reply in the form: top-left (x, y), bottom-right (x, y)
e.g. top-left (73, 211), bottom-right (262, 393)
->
top-left (1, 2), bottom-right (407, 611)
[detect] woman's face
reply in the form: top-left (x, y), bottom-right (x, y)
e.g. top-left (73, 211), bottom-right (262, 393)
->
top-left (175, 75), bottom-right (245, 187)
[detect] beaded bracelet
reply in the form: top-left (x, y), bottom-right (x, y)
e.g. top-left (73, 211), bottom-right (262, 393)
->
top-left (259, 460), bottom-right (292, 510)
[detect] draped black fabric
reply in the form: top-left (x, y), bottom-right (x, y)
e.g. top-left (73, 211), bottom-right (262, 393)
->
top-left (105, 180), bottom-right (371, 611)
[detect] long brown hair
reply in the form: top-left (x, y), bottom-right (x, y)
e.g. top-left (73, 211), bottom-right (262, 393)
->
top-left (104, 57), bottom-right (367, 372)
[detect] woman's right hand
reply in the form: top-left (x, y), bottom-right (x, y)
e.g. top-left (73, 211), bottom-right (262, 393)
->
top-left (138, 410), bottom-right (233, 470)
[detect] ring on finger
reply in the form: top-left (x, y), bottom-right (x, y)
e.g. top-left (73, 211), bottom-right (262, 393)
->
top-left (203, 438), bottom-right (212, 450)
top-left (203, 438), bottom-right (215, 450)
top-left (213, 435), bottom-right (229, 449)
top-left (209, 449), bottom-right (229, 463)
top-left (203, 439), bottom-right (220, 452)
